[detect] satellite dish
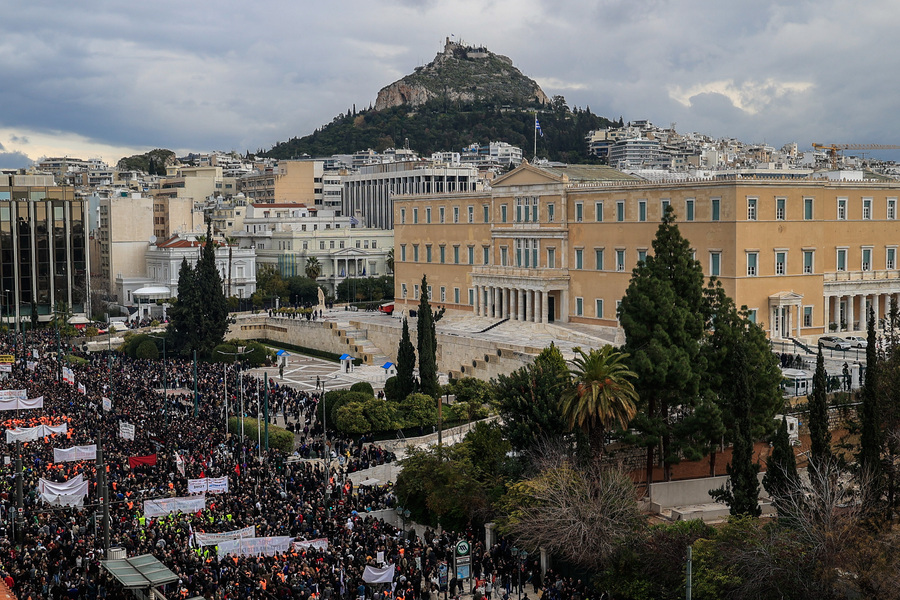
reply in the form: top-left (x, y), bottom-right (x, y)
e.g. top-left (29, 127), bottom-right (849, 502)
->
top-left (149, 235), bottom-right (158, 244)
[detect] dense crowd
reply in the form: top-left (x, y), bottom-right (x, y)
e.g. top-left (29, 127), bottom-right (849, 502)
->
top-left (0, 329), bottom-right (552, 600)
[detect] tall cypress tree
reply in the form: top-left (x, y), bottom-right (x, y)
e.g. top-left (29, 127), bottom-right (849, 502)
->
top-left (763, 415), bottom-right (800, 514)
top-left (194, 219), bottom-right (229, 356)
top-left (417, 275), bottom-right (441, 398)
top-left (711, 337), bottom-right (761, 517)
top-left (808, 348), bottom-right (832, 471)
top-left (859, 308), bottom-right (881, 481)
top-left (396, 317), bottom-right (416, 400)
top-left (167, 257), bottom-right (200, 355)
top-left (619, 205), bottom-right (706, 484)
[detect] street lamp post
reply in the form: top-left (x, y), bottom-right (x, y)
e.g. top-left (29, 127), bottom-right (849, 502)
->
top-left (216, 346), bottom-right (253, 441)
top-left (147, 335), bottom-right (167, 423)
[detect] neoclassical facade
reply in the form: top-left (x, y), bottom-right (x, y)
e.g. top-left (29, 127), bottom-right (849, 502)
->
top-left (393, 163), bottom-right (900, 340)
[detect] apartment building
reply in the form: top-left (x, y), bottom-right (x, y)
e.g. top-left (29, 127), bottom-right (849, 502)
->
top-left (237, 203), bottom-right (392, 294)
top-left (240, 160), bottom-right (326, 204)
top-left (393, 163), bottom-right (900, 340)
top-left (0, 174), bottom-right (89, 322)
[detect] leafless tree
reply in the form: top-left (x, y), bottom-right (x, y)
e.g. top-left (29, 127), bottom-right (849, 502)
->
top-left (504, 446), bottom-right (644, 571)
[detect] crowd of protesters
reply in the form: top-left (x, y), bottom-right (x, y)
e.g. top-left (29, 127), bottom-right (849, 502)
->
top-left (0, 329), bottom-right (552, 600)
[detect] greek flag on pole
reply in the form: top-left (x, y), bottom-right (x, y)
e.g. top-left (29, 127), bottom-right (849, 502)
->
top-left (535, 117), bottom-right (544, 137)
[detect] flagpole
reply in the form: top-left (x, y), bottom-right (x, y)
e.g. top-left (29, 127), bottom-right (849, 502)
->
top-left (534, 111), bottom-right (537, 161)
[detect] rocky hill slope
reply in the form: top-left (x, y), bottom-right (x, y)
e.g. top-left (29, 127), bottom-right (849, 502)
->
top-left (375, 38), bottom-right (549, 111)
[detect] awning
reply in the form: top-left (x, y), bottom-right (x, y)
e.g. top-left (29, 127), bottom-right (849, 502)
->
top-left (382, 362), bottom-right (394, 369)
top-left (102, 554), bottom-right (179, 589)
top-left (339, 354), bottom-right (352, 361)
top-left (276, 350), bottom-right (289, 356)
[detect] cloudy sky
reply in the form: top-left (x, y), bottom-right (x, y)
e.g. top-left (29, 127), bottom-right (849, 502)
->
top-left (1, 0), bottom-right (897, 168)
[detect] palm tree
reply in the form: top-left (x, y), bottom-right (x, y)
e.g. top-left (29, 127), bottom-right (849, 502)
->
top-left (386, 248), bottom-right (394, 274)
top-left (560, 345), bottom-right (639, 460)
top-left (305, 257), bottom-right (322, 280)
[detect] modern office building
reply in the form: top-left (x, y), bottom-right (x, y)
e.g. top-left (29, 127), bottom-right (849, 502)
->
top-left (393, 163), bottom-right (900, 341)
top-left (342, 161), bottom-right (480, 230)
top-left (0, 174), bottom-right (89, 323)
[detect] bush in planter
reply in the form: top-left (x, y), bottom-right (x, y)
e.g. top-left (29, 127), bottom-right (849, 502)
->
top-left (362, 397), bottom-right (397, 431)
top-left (399, 393), bottom-right (438, 428)
top-left (350, 381), bottom-right (375, 396)
top-left (335, 402), bottom-right (369, 434)
top-left (228, 417), bottom-right (294, 453)
top-left (135, 339), bottom-right (159, 360)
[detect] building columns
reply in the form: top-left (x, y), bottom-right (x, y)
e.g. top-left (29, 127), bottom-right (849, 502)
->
top-left (848, 294), bottom-right (855, 332)
top-left (474, 285), bottom-right (481, 316)
top-left (519, 289), bottom-right (526, 321)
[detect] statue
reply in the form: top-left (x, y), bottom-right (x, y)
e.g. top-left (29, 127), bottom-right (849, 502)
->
top-left (317, 286), bottom-right (326, 312)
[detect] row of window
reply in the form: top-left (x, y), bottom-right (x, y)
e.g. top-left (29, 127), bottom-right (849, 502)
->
top-left (747, 196), bottom-right (898, 221)
top-left (401, 194), bottom-right (900, 226)
top-left (277, 239), bottom-right (380, 251)
top-left (400, 243), bottom-right (900, 276)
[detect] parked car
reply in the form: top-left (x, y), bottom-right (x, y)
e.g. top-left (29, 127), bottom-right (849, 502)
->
top-left (843, 335), bottom-right (868, 349)
top-left (819, 336), bottom-right (853, 351)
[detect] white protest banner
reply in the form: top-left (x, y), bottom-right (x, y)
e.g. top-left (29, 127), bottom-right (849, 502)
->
top-left (207, 477), bottom-right (229, 495)
top-left (38, 474), bottom-right (85, 495)
top-left (187, 477), bottom-right (230, 495)
top-left (77, 383), bottom-right (86, 394)
top-left (0, 390), bottom-right (26, 400)
top-left (363, 564), bottom-right (396, 584)
top-left (31, 349), bottom-right (38, 359)
top-left (193, 526), bottom-right (255, 547)
top-left (62, 367), bottom-right (74, 385)
top-left (216, 536), bottom-right (293, 559)
top-left (26, 361), bottom-right (36, 371)
top-left (175, 452), bottom-right (185, 477)
top-left (41, 479), bottom-right (89, 506)
top-left (102, 397), bottom-right (111, 412)
top-left (0, 365), bottom-right (12, 373)
top-left (0, 396), bottom-right (43, 411)
top-left (187, 478), bottom-right (207, 495)
top-left (6, 423), bottom-right (67, 443)
top-left (143, 495), bottom-right (206, 518)
top-left (53, 444), bottom-right (97, 463)
top-left (119, 422), bottom-right (135, 441)
top-left (293, 538), bottom-right (329, 551)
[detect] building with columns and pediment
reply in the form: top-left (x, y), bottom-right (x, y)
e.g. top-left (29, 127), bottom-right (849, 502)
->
top-left (393, 162), bottom-right (900, 342)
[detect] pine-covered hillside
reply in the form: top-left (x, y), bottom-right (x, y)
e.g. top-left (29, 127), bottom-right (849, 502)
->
top-left (265, 98), bottom-right (615, 164)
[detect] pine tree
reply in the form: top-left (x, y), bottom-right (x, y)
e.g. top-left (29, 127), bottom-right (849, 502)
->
top-left (710, 338), bottom-right (761, 517)
top-left (417, 275), bottom-right (441, 398)
top-left (396, 317), bottom-right (417, 400)
top-left (808, 348), bottom-right (832, 470)
top-left (167, 258), bottom-right (199, 354)
top-left (194, 219), bottom-right (229, 356)
top-left (763, 415), bottom-right (800, 514)
top-left (619, 205), bottom-right (706, 484)
top-left (859, 307), bottom-right (882, 482)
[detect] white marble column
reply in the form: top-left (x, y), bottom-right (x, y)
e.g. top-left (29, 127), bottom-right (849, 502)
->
top-left (540, 291), bottom-right (549, 324)
top-left (796, 305), bottom-right (802, 337)
top-left (519, 289), bottom-right (526, 321)
top-left (474, 285), bottom-right (481, 316)
top-left (504, 288), bottom-right (511, 319)
top-left (874, 293), bottom-right (880, 327)
top-left (527, 290), bottom-right (534, 322)
top-left (824, 295), bottom-right (831, 332)
top-left (848, 294), bottom-right (855, 331)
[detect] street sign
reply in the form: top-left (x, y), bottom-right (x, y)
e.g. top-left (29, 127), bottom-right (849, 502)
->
top-left (454, 540), bottom-right (471, 580)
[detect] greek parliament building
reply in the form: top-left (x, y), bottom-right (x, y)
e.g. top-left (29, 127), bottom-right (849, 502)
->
top-left (393, 163), bottom-right (900, 341)
top-left (0, 174), bottom-right (89, 324)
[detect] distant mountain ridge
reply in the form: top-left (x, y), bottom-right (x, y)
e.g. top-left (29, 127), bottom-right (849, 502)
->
top-left (375, 37), bottom-right (549, 111)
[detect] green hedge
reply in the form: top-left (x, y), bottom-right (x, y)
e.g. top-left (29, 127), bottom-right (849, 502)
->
top-left (255, 339), bottom-right (362, 365)
top-left (228, 417), bottom-right (294, 453)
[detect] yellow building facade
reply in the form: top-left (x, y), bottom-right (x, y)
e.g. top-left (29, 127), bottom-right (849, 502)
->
top-left (393, 163), bottom-right (900, 340)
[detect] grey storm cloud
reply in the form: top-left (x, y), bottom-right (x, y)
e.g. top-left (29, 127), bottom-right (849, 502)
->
top-left (1, 0), bottom-right (898, 156)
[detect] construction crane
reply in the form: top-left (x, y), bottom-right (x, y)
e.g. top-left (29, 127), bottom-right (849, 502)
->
top-left (812, 143), bottom-right (900, 170)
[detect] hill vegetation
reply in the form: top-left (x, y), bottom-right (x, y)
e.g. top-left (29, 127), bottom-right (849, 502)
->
top-left (265, 98), bottom-right (617, 164)
top-left (117, 148), bottom-right (177, 175)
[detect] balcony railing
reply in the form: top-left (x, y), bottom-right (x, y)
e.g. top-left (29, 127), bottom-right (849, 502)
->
top-left (472, 265), bottom-right (569, 279)
top-left (824, 269), bottom-right (900, 282)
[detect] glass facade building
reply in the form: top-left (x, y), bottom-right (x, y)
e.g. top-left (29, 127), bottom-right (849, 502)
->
top-left (0, 177), bottom-right (88, 324)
